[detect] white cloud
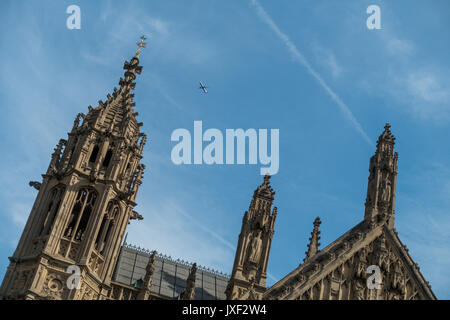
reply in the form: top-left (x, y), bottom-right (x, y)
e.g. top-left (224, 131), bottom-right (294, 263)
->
top-left (362, 22), bottom-right (450, 122)
top-left (9, 203), bottom-right (29, 227)
top-left (147, 18), bottom-right (170, 37)
top-left (386, 39), bottom-right (415, 56)
top-left (388, 68), bottom-right (450, 122)
top-left (84, 3), bottom-right (217, 68)
top-left (406, 71), bottom-right (449, 103)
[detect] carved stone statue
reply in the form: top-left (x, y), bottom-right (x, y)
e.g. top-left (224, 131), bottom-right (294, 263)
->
top-left (28, 181), bottom-right (42, 190)
top-left (248, 230), bottom-right (263, 263)
top-left (353, 279), bottom-right (366, 300)
top-left (381, 173), bottom-right (391, 202)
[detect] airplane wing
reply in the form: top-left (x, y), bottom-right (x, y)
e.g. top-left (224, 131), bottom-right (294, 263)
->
top-left (198, 82), bottom-right (208, 93)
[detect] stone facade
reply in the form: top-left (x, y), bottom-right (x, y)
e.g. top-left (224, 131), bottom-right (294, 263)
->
top-left (0, 37), bottom-right (148, 300)
top-left (0, 39), bottom-right (436, 300)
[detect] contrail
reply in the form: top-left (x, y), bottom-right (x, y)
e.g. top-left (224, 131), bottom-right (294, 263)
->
top-left (177, 208), bottom-right (279, 282)
top-left (250, 0), bottom-right (373, 146)
top-left (177, 208), bottom-right (236, 251)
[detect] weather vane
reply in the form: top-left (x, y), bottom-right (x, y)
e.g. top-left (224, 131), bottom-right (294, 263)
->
top-left (136, 35), bottom-right (147, 56)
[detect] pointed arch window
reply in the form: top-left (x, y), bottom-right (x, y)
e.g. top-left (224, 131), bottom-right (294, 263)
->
top-left (102, 149), bottom-right (113, 168)
top-left (95, 200), bottom-right (120, 255)
top-left (64, 187), bottom-right (97, 241)
top-left (89, 145), bottom-right (99, 163)
top-left (40, 185), bottom-right (65, 236)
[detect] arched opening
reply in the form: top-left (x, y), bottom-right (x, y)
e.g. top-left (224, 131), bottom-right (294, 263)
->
top-left (64, 187), bottom-right (97, 241)
top-left (40, 185), bottom-right (65, 236)
top-left (95, 200), bottom-right (120, 255)
top-left (102, 149), bottom-right (113, 168)
top-left (89, 145), bottom-right (99, 163)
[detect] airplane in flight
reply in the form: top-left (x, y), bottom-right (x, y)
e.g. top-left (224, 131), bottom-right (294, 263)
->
top-left (198, 81), bottom-right (208, 94)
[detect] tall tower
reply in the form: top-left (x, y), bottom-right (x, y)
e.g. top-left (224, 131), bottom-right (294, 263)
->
top-left (0, 37), bottom-right (148, 300)
top-left (226, 175), bottom-right (277, 300)
top-left (364, 123), bottom-right (398, 229)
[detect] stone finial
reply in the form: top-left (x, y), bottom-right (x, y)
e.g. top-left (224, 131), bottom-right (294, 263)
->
top-left (376, 122), bottom-right (396, 154)
top-left (135, 35), bottom-right (147, 57)
top-left (119, 36), bottom-right (146, 94)
top-left (147, 251), bottom-right (156, 268)
top-left (303, 217), bottom-right (322, 263)
top-left (182, 263), bottom-right (197, 300)
top-left (253, 173), bottom-right (275, 201)
top-left (137, 250), bottom-right (156, 300)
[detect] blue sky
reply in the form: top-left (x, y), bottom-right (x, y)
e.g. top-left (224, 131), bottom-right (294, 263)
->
top-left (0, 0), bottom-right (449, 298)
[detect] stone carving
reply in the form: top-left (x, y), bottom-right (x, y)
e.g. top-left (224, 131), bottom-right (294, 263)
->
top-left (42, 273), bottom-right (65, 300)
top-left (248, 230), bottom-right (263, 263)
top-left (137, 251), bottom-right (156, 300)
top-left (303, 217), bottom-right (321, 263)
top-left (380, 176), bottom-right (391, 202)
top-left (181, 263), bottom-right (197, 300)
top-left (28, 181), bottom-right (42, 190)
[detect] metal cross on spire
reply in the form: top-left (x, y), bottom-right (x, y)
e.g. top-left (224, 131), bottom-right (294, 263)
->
top-left (136, 35), bottom-right (147, 56)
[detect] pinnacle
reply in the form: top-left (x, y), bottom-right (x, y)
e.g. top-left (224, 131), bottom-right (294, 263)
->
top-left (254, 173), bottom-right (275, 200)
top-left (376, 123), bottom-right (396, 151)
top-left (86, 36), bottom-right (147, 131)
top-left (118, 35), bottom-right (146, 93)
top-left (303, 216), bottom-right (322, 263)
top-left (313, 216), bottom-right (321, 228)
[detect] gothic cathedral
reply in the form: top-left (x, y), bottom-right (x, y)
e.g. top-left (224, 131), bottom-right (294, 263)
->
top-left (0, 39), bottom-right (436, 300)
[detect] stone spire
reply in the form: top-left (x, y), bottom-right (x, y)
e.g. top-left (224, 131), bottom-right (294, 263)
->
top-left (303, 217), bottom-right (321, 263)
top-left (182, 263), bottom-right (197, 300)
top-left (226, 174), bottom-right (277, 300)
top-left (364, 123), bottom-right (398, 228)
top-left (118, 35), bottom-right (146, 93)
top-left (80, 35), bottom-right (147, 138)
top-left (376, 123), bottom-right (396, 157)
top-left (0, 38), bottom-right (149, 300)
top-left (65, 35), bottom-right (149, 204)
top-left (253, 174), bottom-right (275, 201)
